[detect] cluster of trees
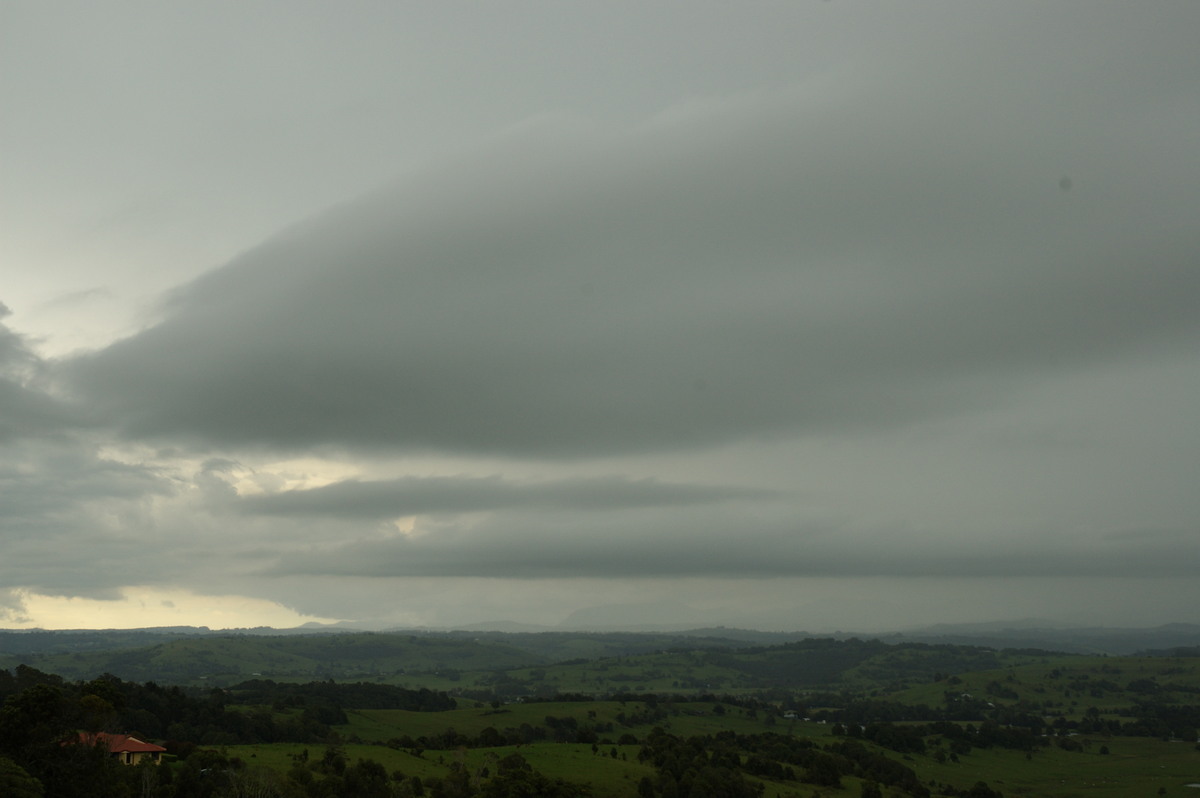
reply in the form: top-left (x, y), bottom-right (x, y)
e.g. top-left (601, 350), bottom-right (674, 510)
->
top-left (0, 666), bottom-right (458, 746)
top-left (632, 726), bottom-right (948, 797)
top-left (1, 666), bottom-right (330, 747)
top-left (832, 720), bottom-right (1042, 757)
top-left (635, 728), bottom-right (763, 798)
top-left (5, 654), bottom-right (1197, 797)
top-left (455, 637), bottom-right (1042, 699)
top-left (0, 672), bottom-right (145, 797)
top-left (0, 665), bottom-right (464, 797)
top-left (381, 714), bottom-right (630, 751)
top-left (814, 689), bottom-right (1198, 744)
top-left (1, 741), bottom-right (589, 798)
top-left (273, 745), bottom-right (587, 798)
top-left (714, 638), bottom-right (894, 687)
top-left (227, 679), bottom-right (456, 713)
top-left (0, 663), bottom-right (598, 798)
top-left (630, 726), bottom-right (1017, 797)
top-left (724, 639), bottom-right (1022, 690)
top-left (1067, 702), bottom-right (1200, 740)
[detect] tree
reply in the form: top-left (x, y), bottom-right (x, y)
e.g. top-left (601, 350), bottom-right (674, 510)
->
top-left (478, 753), bottom-right (589, 798)
top-left (344, 758), bottom-right (392, 798)
top-left (0, 684), bottom-right (72, 755)
top-left (0, 757), bottom-right (43, 798)
top-left (966, 782), bottom-right (1003, 798)
top-left (224, 765), bottom-right (285, 798)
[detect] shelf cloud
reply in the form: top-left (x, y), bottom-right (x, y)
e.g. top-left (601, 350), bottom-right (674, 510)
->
top-left (3, 1), bottom-right (1198, 630)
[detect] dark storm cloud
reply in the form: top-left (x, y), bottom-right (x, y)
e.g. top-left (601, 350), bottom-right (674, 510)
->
top-left (0, 303), bottom-right (161, 603)
top-left (265, 509), bottom-right (1200, 581)
top-left (60, 44), bottom-right (1200, 457)
top-left (238, 475), bottom-right (774, 519)
top-left (0, 303), bottom-right (75, 442)
top-left (0, 448), bottom-right (163, 525)
top-left (0, 306), bottom-right (175, 599)
top-left (0, 440), bottom-right (175, 598)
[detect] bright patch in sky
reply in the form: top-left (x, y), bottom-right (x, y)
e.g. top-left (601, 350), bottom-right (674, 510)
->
top-left (8, 588), bottom-right (339, 630)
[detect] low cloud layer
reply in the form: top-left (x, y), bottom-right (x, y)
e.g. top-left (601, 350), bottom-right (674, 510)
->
top-left (238, 475), bottom-right (773, 519)
top-left (266, 512), bottom-right (1200, 581)
top-left (3, 2), bottom-right (1199, 630)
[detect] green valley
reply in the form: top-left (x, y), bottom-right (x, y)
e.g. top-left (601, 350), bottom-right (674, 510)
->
top-left (1, 630), bottom-right (1198, 796)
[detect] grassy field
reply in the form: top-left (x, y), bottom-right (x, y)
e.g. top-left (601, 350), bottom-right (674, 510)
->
top-left (224, 740), bottom-right (836, 798)
top-left (914, 736), bottom-right (1200, 797)
top-left (887, 655), bottom-right (1200, 722)
top-left (224, 741), bottom-right (657, 798)
top-left (224, 742), bottom-right (443, 781)
top-left (227, 700), bottom-right (846, 796)
top-left (339, 698), bottom-right (815, 742)
top-left (211, 696), bottom-right (1200, 797)
top-left (223, 734), bottom-right (1200, 798)
top-left (7, 631), bottom-right (1198, 795)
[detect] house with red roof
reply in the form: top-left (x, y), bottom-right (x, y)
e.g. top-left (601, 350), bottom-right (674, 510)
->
top-left (75, 732), bottom-right (167, 765)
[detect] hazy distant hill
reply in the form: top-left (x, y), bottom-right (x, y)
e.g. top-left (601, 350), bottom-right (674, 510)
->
top-left (4, 621), bottom-right (1198, 686)
top-left (0, 630), bottom-right (541, 683)
top-left (874, 621), bottom-right (1200, 655)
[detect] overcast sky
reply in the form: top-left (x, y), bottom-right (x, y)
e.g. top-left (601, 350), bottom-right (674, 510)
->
top-left (2, 1), bottom-right (1198, 632)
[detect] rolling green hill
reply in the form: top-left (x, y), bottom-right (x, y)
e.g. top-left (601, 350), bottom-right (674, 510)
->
top-left (2, 633), bottom-right (1198, 797)
top-left (0, 630), bottom-right (1068, 693)
top-left (0, 632), bottom-right (543, 685)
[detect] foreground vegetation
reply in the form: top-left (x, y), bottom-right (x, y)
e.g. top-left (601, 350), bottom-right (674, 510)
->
top-left (1, 633), bottom-right (1198, 796)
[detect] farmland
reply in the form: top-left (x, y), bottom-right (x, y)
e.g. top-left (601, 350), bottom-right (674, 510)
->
top-left (2, 630), bottom-right (1199, 796)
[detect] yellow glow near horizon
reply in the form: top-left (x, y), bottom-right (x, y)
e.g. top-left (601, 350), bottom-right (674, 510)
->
top-left (5, 587), bottom-right (340, 630)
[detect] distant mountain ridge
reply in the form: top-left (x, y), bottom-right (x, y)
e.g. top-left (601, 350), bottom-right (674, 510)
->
top-left (4, 619), bottom-right (1200, 661)
top-left (876, 620), bottom-right (1200, 655)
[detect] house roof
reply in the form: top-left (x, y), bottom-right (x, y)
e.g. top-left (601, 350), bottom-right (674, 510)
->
top-left (76, 732), bottom-right (167, 754)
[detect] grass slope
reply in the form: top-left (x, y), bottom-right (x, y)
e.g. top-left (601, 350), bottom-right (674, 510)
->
top-left (222, 714), bottom-right (1200, 797)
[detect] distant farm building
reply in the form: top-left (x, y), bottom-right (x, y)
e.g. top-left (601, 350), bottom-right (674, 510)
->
top-left (75, 732), bottom-right (167, 765)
